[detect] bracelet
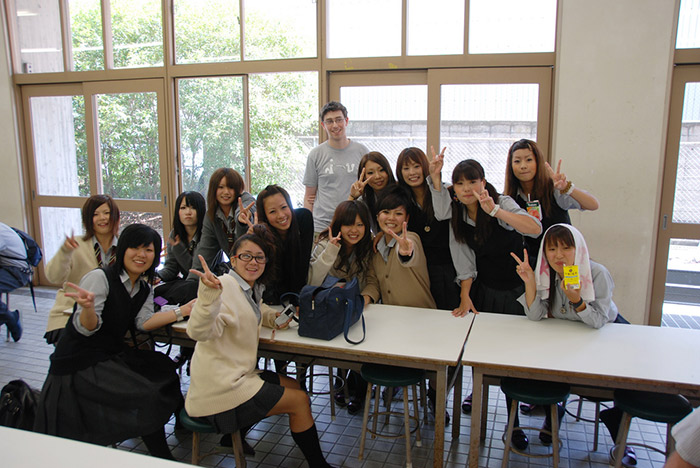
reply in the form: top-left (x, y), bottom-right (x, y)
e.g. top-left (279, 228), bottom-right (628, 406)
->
top-left (562, 181), bottom-right (574, 195)
top-left (570, 298), bottom-right (584, 310)
top-left (174, 307), bottom-right (184, 322)
top-left (488, 204), bottom-right (500, 217)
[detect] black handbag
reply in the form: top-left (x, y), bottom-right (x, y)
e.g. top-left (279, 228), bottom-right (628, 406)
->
top-left (0, 379), bottom-right (40, 431)
top-left (297, 276), bottom-right (365, 344)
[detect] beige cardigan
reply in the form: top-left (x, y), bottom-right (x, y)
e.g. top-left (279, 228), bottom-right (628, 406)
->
top-left (185, 275), bottom-right (277, 417)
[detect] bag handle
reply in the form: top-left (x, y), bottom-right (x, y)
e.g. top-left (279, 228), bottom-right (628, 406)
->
top-left (343, 299), bottom-right (365, 345)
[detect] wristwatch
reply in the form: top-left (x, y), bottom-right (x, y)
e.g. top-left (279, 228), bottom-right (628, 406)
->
top-left (570, 298), bottom-right (585, 310)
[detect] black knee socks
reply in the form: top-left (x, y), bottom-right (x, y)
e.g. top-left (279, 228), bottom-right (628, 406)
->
top-left (291, 424), bottom-right (332, 468)
top-left (142, 427), bottom-right (174, 460)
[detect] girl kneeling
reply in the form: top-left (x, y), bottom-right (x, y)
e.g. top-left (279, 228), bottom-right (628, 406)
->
top-left (186, 227), bottom-right (333, 468)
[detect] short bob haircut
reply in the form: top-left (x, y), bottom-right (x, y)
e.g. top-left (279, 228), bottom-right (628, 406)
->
top-left (206, 168), bottom-right (245, 221)
top-left (231, 224), bottom-right (276, 286)
top-left (503, 139), bottom-right (553, 216)
top-left (114, 223), bottom-right (162, 284)
top-left (319, 200), bottom-right (373, 275)
top-left (320, 101), bottom-right (348, 121)
top-left (396, 147), bottom-right (434, 220)
top-left (82, 194), bottom-right (120, 241)
top-left (172, 191), bottom-right (206, 244)
top-left (375, 185), bottom-right (412, 216)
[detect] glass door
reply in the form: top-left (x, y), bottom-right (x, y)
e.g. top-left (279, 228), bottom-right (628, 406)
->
top-left (650, 65), bottom-right (700, 327)
top-left (21, 79), bottom-right (172, 284)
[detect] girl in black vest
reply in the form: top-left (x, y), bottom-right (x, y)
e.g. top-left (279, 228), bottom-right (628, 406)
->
top-left (429, 154), bottom-right (541, 449)
top-left (504, 139), bottom-right (599, 267)
top-left (35, 224), bottom-right (192, 460)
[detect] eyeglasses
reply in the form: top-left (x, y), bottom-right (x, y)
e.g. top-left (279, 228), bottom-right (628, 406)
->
top-left (323, 117), bottom-right (346, 126)
top-left (234, 253), bottom-right (268, 263)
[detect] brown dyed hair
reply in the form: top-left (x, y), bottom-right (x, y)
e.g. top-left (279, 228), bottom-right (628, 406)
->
top-left (82, 194), bottom-right (120, 240)
top-left (206, 168), bottom-right (245, 222)
top-left (504, 139), bottom-right (553, 216)
top-left (396, 147), bottom-right (434, 220)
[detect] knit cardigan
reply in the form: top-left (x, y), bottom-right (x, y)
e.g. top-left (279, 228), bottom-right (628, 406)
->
top-left (184, 274), bottom-right (277, 418)
top-left (44, 237), bottom-right (101, 332)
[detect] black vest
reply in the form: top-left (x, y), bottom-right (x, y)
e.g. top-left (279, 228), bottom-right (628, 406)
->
top-left (464, 218), bottom-right (524, 290)
top-left (49, 267), bottom-right (150, 375)
top-left (515, 193), bottom-right (572, 267)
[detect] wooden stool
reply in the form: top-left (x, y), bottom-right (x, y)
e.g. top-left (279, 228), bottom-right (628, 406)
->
top-left (611, 389), bottom-right (692, 468)
top-left (304, 365), bottom-right (347, 420)
top-left (500, 378), bottom-right (570, 468)
top-left (564, 395), bottom-right (611, 451)
top-left (178, 408), bottom-right (246, 466)
top-left (359, 364), bottom-right (424, 468)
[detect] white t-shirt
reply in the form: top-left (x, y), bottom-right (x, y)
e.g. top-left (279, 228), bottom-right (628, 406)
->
top-left (672, 407), bottom-right (700, 466)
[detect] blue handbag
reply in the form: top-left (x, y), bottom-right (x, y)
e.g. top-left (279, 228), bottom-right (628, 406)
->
top-left (297, 276), bottom-right (365, 344)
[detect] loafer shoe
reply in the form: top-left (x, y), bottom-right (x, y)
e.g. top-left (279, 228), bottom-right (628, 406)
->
top-left (520, 403), bottom-right (537, 414)
top-left (539, 420), bottom-right (553, 445)
top-left (609, 446), bottom-right (637, 467)
top-left (511, 429), bottom-right (529, 451)
top-left (461, 393), bottom-right (472, 414)
top-left (347, 398), bottom-right (363, 415)
top-left (333, 392), bottom-right (348, 408)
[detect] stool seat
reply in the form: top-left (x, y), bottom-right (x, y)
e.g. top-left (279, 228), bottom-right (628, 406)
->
top-left (361, 364), bottom-right (424, 387)
top-left (614, 390), bottom-right (691, 424)
top-left (179, 408), bottom-right (217, 433)
top-left (501, 378), bottom-right (570, 406)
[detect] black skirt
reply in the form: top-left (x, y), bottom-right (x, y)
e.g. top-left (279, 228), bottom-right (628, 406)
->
top-left (471, 281), bottom-right (526, 316)
top-left (34, 348), bottom-right (183, 446)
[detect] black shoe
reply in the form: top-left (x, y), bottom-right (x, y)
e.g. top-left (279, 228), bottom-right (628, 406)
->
top-left (427, 390), bottom-right (450, 426)
top-left (609, 446), bottom-right (637, 467)
top-left (333, 391), bottom-right (347, 408)
top-left (347, 397), bottom-right (363, 415)
top-left (520, 403), bottom-right (537, 414)
top-left (461, 393), bottom-right (472, 414)
top-left (219, 434), bottom-right (256, 456)
top-left (511, 429), bottom-right (529, 450)
top-left (6, 310), bottom-right (21, 342)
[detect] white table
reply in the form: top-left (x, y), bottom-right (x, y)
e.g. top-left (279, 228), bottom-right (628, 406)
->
top-left (175, 303), bottom-right (474, 468)
top-left (462, 313), bottom-right (700, 468)
top-left (1, 426), bottom-right (183, 468)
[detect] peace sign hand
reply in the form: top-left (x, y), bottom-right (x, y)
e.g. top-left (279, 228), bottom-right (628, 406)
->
top-left (327, 226), bottom-right (342, 246)
top-left (64, 282), bottom-right (96, 309)
top-left (428, 145), bottom-right (445, 180)
top-left (237, 199), bottom-right (256, 228)
top-left (387, 222), bottom-right (414, 257)
top-left (189, 255), bottom-right (222, 290)
top-left (350, 167), bottom-right (374, 200)
top-left (545, 160), bottom-right (568, 191)
top-left (63, 230), bottom-right (79, 251)
top-left (510, 249), bottom-right (535, 284)
top-left (474, 189), bottom-right (496, 214)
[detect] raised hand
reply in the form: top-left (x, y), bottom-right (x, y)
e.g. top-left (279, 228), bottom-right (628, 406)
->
top-left (510, 249), bottom-right (535, 284)
top-left (189, 255), bottom-right (222, 290)
top-left (387, 222), bottom-right (414, 257)
top-left (237, 199), bottom-right (256, 228)
top-left (327, 226), bottom-right (342, 246)
top-left (559, 276), bottom-right (582, 304)
top-left (474, 189), bottom-right (496, 214)
top-left (64, 282), bottom-right (95, 309)
top-left (167, 234), bottom-right (181, 248)
top-left (350, 167), bottom-right (374, 200)
top-left (63, 230), bottom-right (79, 251)
top-left (428, 145), bottom-right (445, 179)
top-left (545, 160), bottom-right (568, 191)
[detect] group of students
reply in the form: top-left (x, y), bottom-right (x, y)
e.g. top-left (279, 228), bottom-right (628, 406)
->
top-left (29, 116), bottom-right (637, 465)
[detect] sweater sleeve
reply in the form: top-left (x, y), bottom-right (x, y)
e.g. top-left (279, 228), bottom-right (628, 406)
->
top-left (308, 239), bottom-right (339, 286)
top-left (575, 262), bottom-right (618, 329)
top-left (45, 244), bottom-right (76, 284)
top-left (186, 279), bottom-right (226, 341)
top-left (360, 260), bottom-right (381, 304)
top-left (260, 303), bottom-right (278, 329)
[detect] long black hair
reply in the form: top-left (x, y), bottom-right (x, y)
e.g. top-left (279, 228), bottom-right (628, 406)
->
top-left (115, 223), bottom-right (162, 284)
top-left (172, 191), bottom-right (206, 244)
top-left (357, 151), bottom-right (397, 219)
top-left (543, 224), bottom-right (577, 313)
top-left (450, 159), bottom-right (501, 247)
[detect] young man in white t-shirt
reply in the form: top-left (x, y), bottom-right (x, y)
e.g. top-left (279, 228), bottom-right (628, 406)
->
top-left (303, 101), bottom-right (369, 233)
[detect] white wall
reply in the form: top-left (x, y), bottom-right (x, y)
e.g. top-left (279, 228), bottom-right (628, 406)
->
top-left (552, 0), bottom-right (677, 323)
top-left (0, 13), bottom-right (24, 229)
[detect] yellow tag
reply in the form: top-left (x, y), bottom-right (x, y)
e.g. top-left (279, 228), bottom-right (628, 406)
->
top-left (563, 265), bottom-right (580, 289)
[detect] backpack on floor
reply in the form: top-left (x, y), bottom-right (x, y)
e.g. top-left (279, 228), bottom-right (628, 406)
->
top-left (0, 379), bottom-right (41, 431)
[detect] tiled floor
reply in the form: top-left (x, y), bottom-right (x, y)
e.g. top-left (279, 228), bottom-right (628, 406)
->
top-left (0, 286), bottom-right (682, 467)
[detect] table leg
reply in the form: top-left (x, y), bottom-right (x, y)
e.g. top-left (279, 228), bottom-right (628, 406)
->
top-left (468, 369), bottom-right (483, 468)
top-left (434, 367), bottom-right (446, 468)
top-left (452, 365), bottom-right (463, 439)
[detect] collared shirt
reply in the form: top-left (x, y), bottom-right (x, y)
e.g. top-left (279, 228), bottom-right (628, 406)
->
top-left (376, 235), bottom-right (413, 264)
top-left (73, 268), bottom-right (154, 336)
top-left (215, 206), bottom-right (236, 234)
top-left (228, 269), bottom-right (265, 324)
top-left (92, 235), bottom-right (118, 267)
